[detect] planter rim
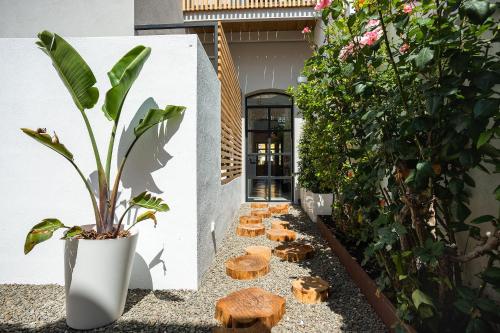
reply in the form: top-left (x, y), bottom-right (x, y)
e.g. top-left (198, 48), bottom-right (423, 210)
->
top-left (62, 224), bottom-right (139, 242)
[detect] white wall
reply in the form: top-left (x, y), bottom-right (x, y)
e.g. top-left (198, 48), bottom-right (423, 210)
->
top-left (230, 39), bottom-right (311, 202)
top-left (0, 0), bottom-right (134, 38)
top-left (0, 34), bottom-right (231, 290)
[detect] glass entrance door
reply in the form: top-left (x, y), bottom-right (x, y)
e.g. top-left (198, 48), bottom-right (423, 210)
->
top-left (245, 93), bottom-right (293, 202)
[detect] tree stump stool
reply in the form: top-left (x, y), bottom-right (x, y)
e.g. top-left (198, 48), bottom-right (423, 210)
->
top-left (291, 276), bottom-right (330, 304)
top-left (215, 287), bottom-right (286, 329)
top-left (245, 245), bottom-right (272, 262)
top-left (251, 210), bottom-right (271, 219)
top-left (273, 242), bottom-right (315, 262)
top-left (236, 224), bottom-right (265, 237)
top-left (225, 254), bottom-right (269, 280)
top-left (271, 220), bottom-right (290, 230)
top-left (239, 216), bottom-right (262, 225)
top-left (266, 229), bottom-right (296, 242)
top-left (250, 203), bottom-right (269, 209)
top-left (269, 204), bottom-right (289, 215)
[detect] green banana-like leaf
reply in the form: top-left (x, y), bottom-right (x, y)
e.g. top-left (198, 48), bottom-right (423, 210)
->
top-left (36, 31), bottom-right (99, 110)
top-left (21, 128), bottom-right (73, 160)
top-left (102, 46), bottom-right (151, 121)
top-left (24, 219), bottom-right (66, 254)
top-left (134, 105), bottom-right (186, 138)
top-left (136, 210), bottom-right (158, 227)
top-left (62, 226), bottom-right (83, 239)
top-left (130, 192), bottom-right (169, 212)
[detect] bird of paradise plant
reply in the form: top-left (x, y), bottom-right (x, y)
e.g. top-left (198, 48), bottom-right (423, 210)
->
top-left (23, 31), bottom-right (185, 254)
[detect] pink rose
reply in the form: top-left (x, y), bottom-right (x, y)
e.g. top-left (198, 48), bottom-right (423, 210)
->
top-left (399, 43), bottom-right (410, 54)
top-left (366, 19), bottom-right (380, 28)
top-left (360, 27), bottom-right (382, 46)
top-left (314, 0), bottom-right (331, 10)
top-left (403, 3), bottom-right (413, 13)
top-left (302, 27), bottom-right (312, 34)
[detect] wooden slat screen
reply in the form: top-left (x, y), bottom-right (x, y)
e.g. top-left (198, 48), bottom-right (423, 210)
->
top-left (183, 0), bottom-right (314, 11)
top-left (217, 22), bottom-right (242, 184)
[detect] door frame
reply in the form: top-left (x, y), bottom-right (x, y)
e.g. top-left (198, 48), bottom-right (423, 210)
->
top-left (244, 91), bottom-right (294, 202)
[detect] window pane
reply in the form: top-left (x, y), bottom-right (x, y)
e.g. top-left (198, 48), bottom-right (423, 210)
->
top-left (247, 93), bottom-right (292, 106)
top-left (270, 155), bottom-right (292, 176)
top-left (248, 179), bottom-right (268, 201)
top-left (269, 179), bottom-right (292, 201)
top-left (246, 155), bottom-right (267, 177)
top-left (247, 132), bottom-right (268, 154)
top-left (270, 131), bottom-right (292, 154)
top-left (247, 108), bottom-right (267, 130)
top-left (270, 108), bottom-right (292, 130)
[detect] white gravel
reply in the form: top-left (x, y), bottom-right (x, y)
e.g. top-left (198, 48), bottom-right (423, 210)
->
top-left (0, 204), bottom-right (386, 332)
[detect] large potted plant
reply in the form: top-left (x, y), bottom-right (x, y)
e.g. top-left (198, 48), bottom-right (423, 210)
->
top-left (22, 31), bottom-right (185, 330)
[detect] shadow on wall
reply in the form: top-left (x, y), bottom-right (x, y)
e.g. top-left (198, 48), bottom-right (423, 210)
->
top-left (89, 97), bottom-right (184, 290)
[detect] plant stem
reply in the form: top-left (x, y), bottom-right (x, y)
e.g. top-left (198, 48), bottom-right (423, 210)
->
top-left (79, 109), bottom-right (108, 226)
top-left (69, 159), bottom-right (103, 230)
top-left (114, 204), bottom-right (135, 237)
top-left (107, 136), bottom-right (140, 231)
top-left (105, 122), bottom-right (118, 184)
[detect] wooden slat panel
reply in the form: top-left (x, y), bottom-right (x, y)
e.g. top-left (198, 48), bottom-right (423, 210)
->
top-left (217, 22), bottom-right (243, 184)
top-left (183, 0), bottom-right (314, 10)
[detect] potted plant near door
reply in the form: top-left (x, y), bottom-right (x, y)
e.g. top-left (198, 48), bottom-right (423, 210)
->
top-left (22, 31), bottom-right (185, 330)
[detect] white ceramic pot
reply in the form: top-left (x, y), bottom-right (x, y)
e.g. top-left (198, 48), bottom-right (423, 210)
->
top-left (64, 226), bottom-right (139, 330)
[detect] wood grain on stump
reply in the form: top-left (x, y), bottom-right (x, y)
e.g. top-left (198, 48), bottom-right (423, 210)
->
top-left (269, 204), bottom-right (289, 215)
top-left (273, 242), bottom-right (315, 262)
top-left (266, 229), bottom-right (296, 242)
top-left (291, 276), bottom-right (330, 304)
top-left (245, 245), bottom-right (272, 262)
top-left (225, 254), bottom-right (269, 280)
top-left (250, 203), bottom-right (269, 209)
top-left (239, 216), bottom-right (262, 225)
top-left (271, 220), bottom-right (290, 230)
top-left (251, 210), bottom-right (271, 219)
top-left (236, 224), bottom-right (265, 237)
top-left (215, 287), bottom-right (285, 329)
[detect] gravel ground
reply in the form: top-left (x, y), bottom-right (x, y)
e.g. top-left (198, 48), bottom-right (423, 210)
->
top-left (0, 204), bottom-right (386, 332)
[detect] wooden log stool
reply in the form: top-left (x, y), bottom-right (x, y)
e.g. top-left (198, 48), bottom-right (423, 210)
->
top-left (239, 216), bottom-right (262, 225)
top-left (271, 220), bottom-right (290, 230)
top-left (245, 245), bottom-right (272, 262)
top-left (266, 229), bottom-right (296, 242)
top-left (225, 254), bottom-right (269, 280)
top-left (269, 204), bottom-right (289, 215)
top-left (250, 203), bottom-right (269, 209)
top-left (273, 242), bottom-right (315, 262)
top-left (291, 276), bottom-right (330, 304)
top-left (236, 224), bottom-right (265, 237)
top-left (215, 287), bottom-right (286, 329)
top-left (212, 321), bottom-right (271, 333)
top-left (251, 210), bottom-right (271, 219)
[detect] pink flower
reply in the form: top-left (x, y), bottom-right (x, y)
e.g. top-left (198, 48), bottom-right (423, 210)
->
top-left (302, 27), bottom-right (312, 34)
top-left (314, 0), bottom-right (331, 10)
top-left (366, 19), bottom-right (380, 29)
top-left (360, 27), bottom-right (382, 46)
top-left (403, 3), bottom-right (413, 13)
top-left (399, 43), bottom-right (410, 54)
top-left (339, 42), bottom-right (356, 60)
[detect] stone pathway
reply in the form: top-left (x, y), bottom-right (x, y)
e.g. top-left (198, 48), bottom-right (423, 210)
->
top-left (0, 204), bottom-right (385, 332)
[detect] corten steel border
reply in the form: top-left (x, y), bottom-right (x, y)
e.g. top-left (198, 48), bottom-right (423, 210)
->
top-left (317, 216), bottom-right (416, 333)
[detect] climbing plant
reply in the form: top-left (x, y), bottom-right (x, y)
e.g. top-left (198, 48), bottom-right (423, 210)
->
top-left (292, 0), bottom-right (500, 331)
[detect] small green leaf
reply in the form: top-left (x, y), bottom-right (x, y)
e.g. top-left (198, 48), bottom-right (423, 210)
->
top-left (470, 215), bottom-right (495, 224)
top-left (130, 192), bottom-right (169, 212)
top-left (477, 130), bottom-right (493, 148)
top-left (415, 47), bottom-right (434, 69)
top-left (473, 99), bottom-right (499, 119)
top-left (412, 289), bottom-right (435, 310)
top-left (62, 226), bottom-right (83, 239)
top-left (134, 105), bottom-right (185, 138)
top-left (21, 128), bottom-right (73, 160)
top-left (24, 218), bottom-right (66, 254)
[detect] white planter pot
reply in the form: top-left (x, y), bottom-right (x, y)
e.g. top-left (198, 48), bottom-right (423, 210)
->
top-left (300, 188), bottom-right (333, 222)
top-left (64, 227), bottom-right (139, 330)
